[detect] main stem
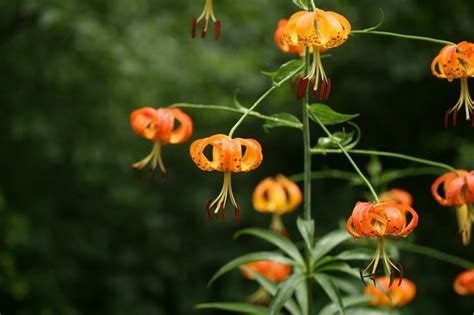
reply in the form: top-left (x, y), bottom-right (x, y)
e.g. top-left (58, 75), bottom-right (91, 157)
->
top-left (302, 46), bottom-right (314, 315)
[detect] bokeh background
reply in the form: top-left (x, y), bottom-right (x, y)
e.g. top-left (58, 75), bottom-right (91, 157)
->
top-left (1, 0), bottom-right (473, 314)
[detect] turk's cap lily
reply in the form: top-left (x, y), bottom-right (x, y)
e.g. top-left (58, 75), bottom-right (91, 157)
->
top-left (431, 170), bottom-right (474, 207)
top-left (379, 188), bottom-right (413, 206)
top-left (130, 107), bottom-right (193, 174)
top-left (364, 276), bottom-right (416, 306)
top-left (431, 41), bottom-right (474, 126)
top-left (240, 260), bottom-right (292, 283)
top-left (190, 134), bottom-right (263, 223)
top-left (252, 174), bottom-right (302, 215)
top-left (453, 269), bottom-right (474, 295)
top-left (346, 201), bottom-right (418, 239)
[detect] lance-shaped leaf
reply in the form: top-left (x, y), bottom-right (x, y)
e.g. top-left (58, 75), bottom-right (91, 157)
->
top-left (235, 228), bottom-right (305, 265)
top-left (315, 262), bottom-right (360, 279)
top-left (195, 302), bottom-right (269, 315)
top-left (319, 296), bottom-right (372, 315)
top-left (313, 274), bottom-right (345, 315)
top-left (297, 217), bottom-right (315, 252)
top-left (243, 269), bottom-right (302, 315)
top-left (308, 103), bottom-right (359, 125)
top-left (312, 230), bottom-right (352, 263)
top-left (208, 251), bottom-right (296, 286)
top-left (262, 59), bottom-right (304, 86)
top-left (334, 248), bottom-right (375, 261)
top-left (263, 113), bottom-right (302, 132)
top-left (270, 273), bottom-right (306, 315)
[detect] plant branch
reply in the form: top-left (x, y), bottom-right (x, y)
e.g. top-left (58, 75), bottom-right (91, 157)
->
top-left (351, 30), bottom-right (454, 46)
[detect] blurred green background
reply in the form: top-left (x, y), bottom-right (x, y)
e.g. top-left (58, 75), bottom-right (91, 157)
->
top-left (1, 0), bottom-right (473, 314)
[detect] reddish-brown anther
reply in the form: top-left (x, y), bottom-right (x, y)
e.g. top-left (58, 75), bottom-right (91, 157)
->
top-left (191, 0), bottom-right (221, 40)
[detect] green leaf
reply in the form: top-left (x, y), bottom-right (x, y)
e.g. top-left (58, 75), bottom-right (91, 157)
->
top-left (334, 248), bottom-right (375, 261)
top-left (294, 274), bottom-right (308, 315)
top-left (312, 230), bottom-right (352, 263)
top-left (316, 262), bottom-right (360, 279)
top-left (315, 130), bottom-right (355, 149)
top-left (235, 228), bottom-right (305, 265)
top-left (308, 104), bottom-right (359, 125)
top-left (296, 217), bottom-right (315, 252)
top-left (243, 269), bottom-right (302, 315)
top-left (262, 59), bottom-right (304, 86)
top-left (292, 0), bottom-right (309, 10)
top-left (195, 302), bottom-right (269, 314)
top-left (320, 296), bottom-right (372, 315)
top-left (270, 273), bottom-right (306, 315)
top-left (313, 274), bottom-right (345, 315)
top-left (208, 251), bottom-right (296, 286)
top-left (263, 113), bottom-right (302, 132)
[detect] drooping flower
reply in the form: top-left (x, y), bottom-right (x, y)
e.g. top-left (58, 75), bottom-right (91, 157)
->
top-left (346, 201), bottom-right (418, 285)
top-left (283, 9), bottom-right (351, 100)
top-left (453, 269), bottom-right (474, 295)
top-left (364, 276), bottom-right (416, 306)
top-left (431, 170), bottom-right (474, 245)
top-left (379, 189), bottom-right (413, 206)
top-left (190, 134), bottom-right (263, 223)
top-left (240, 260), bottom-right (292, 304)
top-left (130, 107), bottom-right (192, 174)
top-left (274, 19), bottom-right (305, 56)
top-left (431, 41), bottom-right (474, 127)
top-left (253, 174), bottom-right (302, 234)
top-left (191, 0), bottom-right (221, 40)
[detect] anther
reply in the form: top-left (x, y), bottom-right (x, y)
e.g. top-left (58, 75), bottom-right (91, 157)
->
top-left (453, 109), bottom-right (459, 127)
top-left (214, 21), bottom-right (221, 40)
top-left (397, 263), bottom-right (404, 286)
top-left (234, 203), bottom-right (241, 224)
top-left (319, 80), bottom-right (327, 101)
top-left (221, 204), bottom-right (227, 224)
top-left (324, 78), bottom-right (332, 100)
top-left (444, 109), bottom-right (451, 128)
top-left (191, 18), bottom-right (198, 38)
top-left (359, 268), bottom-right (367, 286)
top-left (297, 77), bottom-right (309, 99)
top-left (389, 269), bottom-right (396, 287)
top-left (205, 200), bottom-right (213, 220)
top-left (201, 20), bottom-right (207, 38)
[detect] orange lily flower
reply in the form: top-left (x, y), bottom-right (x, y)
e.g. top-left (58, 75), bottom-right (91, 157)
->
top-left (431, 41), bottom-right (474, 126)
top-left (191, 0), bottom-right (220, 40)
top-left (240, 260), bottom-right (292, 304)
top-left (190, 134), bottom-right (263, 223)
top-left (253, 174), bottom-right (302, 234)
top-left (431, 170), bottom-right (474, 245)
top-left (379, 189), bottom-right (413, 206)
top-left (453, 269), bottom-right (474, 295)
top-left (274, 19), bottom-right (305, 56)
top-left (364, 276), bottom-right (416, 306)
top-left (346, 201), bottom-right (419, 285)
top-left (283, 9), bottom-right (351, 100)
top-left (130, 107), bottom-right (192, 174)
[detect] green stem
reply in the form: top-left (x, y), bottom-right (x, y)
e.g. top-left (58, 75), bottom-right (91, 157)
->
top-left (393, 241), bottom-right (474, 270)
top-left (171, 103), bottom-right (302, 129)
top-left (302, 46), bottom-right (314, 315)
top-left (228, 86), bottom-right (276, 137)
top-left (311, 148), bottom-right (457, 173)
top-left (351, 30), bottom-right (455, 46)
top-left (310, 114), bottom-right (379, 203)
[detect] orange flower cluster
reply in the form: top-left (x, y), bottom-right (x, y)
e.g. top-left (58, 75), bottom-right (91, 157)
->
top-left (130, 107), bottom-right (192, 174)
top-left (379, 188), bottom-right (413, 206)
top-left (431, 41), bottom-right (474, 126)
top-left (453, 269), bottom-right (474, 295)
top-left (346, 201), bottom-right (418, 284)
top-left (432, 170), bottom-right (474, 245)
top-left (282, 9), bottom-right (351, 99)
top-left (364, 276), bottom-right (416, 306)
top-left (190, 134), bottom-right (263, 223)
top-left (252, 174), bottom-right (302, 234)
top-left (191, 0), bottom-right (221, 40)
